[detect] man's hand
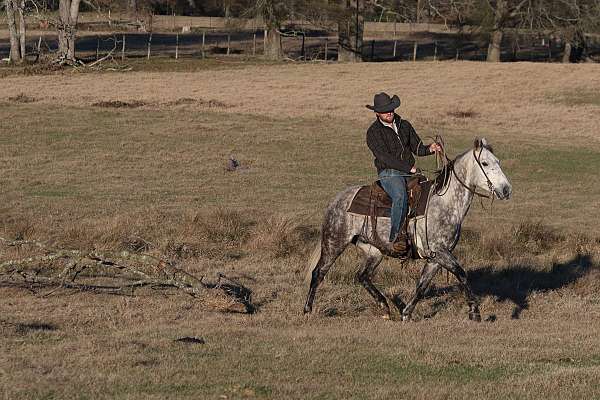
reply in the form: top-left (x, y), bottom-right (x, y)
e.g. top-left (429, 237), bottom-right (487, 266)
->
top-left (410, 166), bottom-right (417, 173)
top-left (429, 143), bottom-right (442, 153)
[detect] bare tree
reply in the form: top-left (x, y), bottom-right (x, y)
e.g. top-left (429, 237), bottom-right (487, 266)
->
top-left (533, 0), bottom-right (600, 62)
top-left (4, 0), bottom-right (25, 63)
top-left (55, 0), bottom-right (82, 63)
top-left (18, 0), bottom-right (25, 58)
top-left (240, 0), bottom-right (289, 60)
top-left (337, 0), bottom-right (364, 61)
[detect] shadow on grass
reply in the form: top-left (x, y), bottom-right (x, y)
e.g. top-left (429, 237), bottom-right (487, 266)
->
top-left (422, 254), bottom-right (597, 319)
top-left (469, 254), bottom-right (596, 319)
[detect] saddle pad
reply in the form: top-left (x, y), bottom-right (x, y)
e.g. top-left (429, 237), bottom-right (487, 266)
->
top-left (347, 183), bottom-right (391, 218)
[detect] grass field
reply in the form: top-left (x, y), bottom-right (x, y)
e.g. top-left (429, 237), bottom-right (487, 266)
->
top-left (1, 59), bottom-right (600, 399)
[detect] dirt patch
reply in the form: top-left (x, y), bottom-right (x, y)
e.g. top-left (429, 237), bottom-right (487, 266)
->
top-left (8, 93), bottom-right (36, 103)
top-left (446, 109), bottom-right (479, 119)
top-left (199, 99), bottom-right (230, 108)
top-left (167, 97), bottom-right (197, 106)
top-left (93, 100), bottom-right (147, 108)
top-left (165, 97), bottom-right (231, 108)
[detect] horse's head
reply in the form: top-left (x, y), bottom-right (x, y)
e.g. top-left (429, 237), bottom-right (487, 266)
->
top-left (468, 138), bottom-right (512, 200)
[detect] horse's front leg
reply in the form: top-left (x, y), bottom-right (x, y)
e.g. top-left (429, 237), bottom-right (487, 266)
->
top-left (435, 250), bottom-right (481, 321)
top-left (401, 262), bottom-right (440, 321)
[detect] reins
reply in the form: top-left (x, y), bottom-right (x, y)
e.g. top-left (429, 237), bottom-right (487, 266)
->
top-left (432, 143), bottom-right (496, 201)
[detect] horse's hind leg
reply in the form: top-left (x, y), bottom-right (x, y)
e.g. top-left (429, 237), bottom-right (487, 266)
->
top-left (303, 239), bottom-right (348, 314)
top-left (355, 242), bottom-right (390, 319)
top-left (401, 262), bottom-right (441, 321)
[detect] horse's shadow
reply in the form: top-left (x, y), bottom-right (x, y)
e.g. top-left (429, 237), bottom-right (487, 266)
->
top-left (425, 254), bottom-right (597, 319)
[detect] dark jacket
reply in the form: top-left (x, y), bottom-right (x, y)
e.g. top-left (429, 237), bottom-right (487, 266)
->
top-left (366, 114), bottom-right (432, 174)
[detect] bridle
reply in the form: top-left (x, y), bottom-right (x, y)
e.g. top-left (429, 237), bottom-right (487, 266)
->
top-left (448, 147), bottom-right (496, 199)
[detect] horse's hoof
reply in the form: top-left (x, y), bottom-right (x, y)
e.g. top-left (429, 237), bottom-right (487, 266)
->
top-left (382, 314), bottom-right (391, 321)
top-left (303, 305), bottom-right (312, 314)
top-left (401, 314), bottom-right (411, 322)
top-left (469, 312), bottom-right (481, 322)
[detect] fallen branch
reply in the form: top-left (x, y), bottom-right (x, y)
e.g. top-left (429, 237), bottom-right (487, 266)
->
top-left (0, 238), bottom-right (254, 313)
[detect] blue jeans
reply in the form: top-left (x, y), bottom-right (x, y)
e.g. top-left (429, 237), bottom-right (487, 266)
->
top-left (378, 169), bottom-right (408, 242)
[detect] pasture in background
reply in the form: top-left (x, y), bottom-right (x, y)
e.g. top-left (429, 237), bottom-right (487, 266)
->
top-left (1, 61), bottom-right (600, 399)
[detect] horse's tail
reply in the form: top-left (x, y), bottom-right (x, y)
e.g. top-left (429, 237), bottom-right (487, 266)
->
top-left (304, 239), bottom-right (322, 286)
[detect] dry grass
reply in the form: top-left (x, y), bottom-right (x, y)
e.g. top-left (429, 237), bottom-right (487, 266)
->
top-left (1, 60), bottom-right (600, 399)
top-left (2, 61), bottom-right (600, 145)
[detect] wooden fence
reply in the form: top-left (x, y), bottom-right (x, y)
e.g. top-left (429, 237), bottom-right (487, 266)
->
top-left (5, 12), bottom-right (454, 34)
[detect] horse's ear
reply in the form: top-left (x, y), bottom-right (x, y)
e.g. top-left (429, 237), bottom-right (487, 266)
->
top-left (474, 137), bottom-right (494, 153)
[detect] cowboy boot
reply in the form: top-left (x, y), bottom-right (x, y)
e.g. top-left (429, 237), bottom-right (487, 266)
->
top-left (392, 233), bottom-right (409, 254)
top-left (391, 217), bottom-right (412, 255)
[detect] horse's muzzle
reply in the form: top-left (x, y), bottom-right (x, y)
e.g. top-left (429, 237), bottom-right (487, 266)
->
top-left (495, 184), bottom-right (512, 200)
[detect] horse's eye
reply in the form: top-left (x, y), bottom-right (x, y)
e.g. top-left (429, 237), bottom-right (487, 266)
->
top-left (482, 162), bottom-right (489, 167)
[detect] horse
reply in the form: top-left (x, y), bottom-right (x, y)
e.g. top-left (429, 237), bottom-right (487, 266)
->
top-left (303, 138), bottom-right (512, 321)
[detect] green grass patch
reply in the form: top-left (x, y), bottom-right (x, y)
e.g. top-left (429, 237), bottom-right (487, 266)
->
top-left (550, 89), bottom-right (600, 107)
top-left (1, 102), bottom-right (599, 233)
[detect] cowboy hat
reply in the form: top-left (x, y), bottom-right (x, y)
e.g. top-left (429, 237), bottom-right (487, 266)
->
top-left (365, 92), bottom-right (401, 113)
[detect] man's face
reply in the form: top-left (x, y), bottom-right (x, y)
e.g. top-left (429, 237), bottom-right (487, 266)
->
top-left (376, 111), bottom-right (394, 124)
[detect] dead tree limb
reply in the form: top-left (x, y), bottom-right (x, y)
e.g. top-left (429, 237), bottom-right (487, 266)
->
top-left (0, 238), bottom-right (254, 313)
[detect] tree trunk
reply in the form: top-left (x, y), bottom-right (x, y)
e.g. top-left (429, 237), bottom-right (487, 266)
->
top-left (224, 2), bottom-right (230, 19)
top-left (486, 29), bottom-right (503, 62)
top-left (264, 27), bottom-right (282, 60)
top-left (562, 41), bottom-right (572, 63)
top-left (486, 0), bottom-right (506, 63)
top-left (337, 0), bottom-right (363, 62)
top-left (57, 0), bottom-right (81, 63)
top-left (18, 0), bottom-right (26, 61)
top-left (4, 0), bottom-right (22, 63)
top-left (128, 0), bottom-right (138, 20)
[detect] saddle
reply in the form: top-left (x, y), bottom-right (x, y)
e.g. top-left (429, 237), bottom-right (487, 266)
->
top-left (347, 176), bottom-right (433, 219)
top-left (347, 175), bottom-right (435, 259)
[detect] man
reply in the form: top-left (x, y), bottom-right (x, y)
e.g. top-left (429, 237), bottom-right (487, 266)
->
top-left (366, 92), bottom-right (441, 253)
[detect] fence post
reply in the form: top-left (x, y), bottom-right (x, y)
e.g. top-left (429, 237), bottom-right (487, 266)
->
top-left (121, 34), bottom-right (125, 61)
top-left (263, 29), bottom-right (267, 55)
top-left (301, 33), bottom-right (305, 60)
top-left (434, 40), bottom-right (438, 61)
top-left (371, 40), bottom-right (375, 61)
top-left (147, 33), bottom-right (152, 59)
top-left (202, 31), bottom-right (206, 59)
top-left (393, 21), bottom-right (397, 58)
top-left (96, 37), bottom-right (99, 60)
top-left (324, 37), bottom-right (328, 62)
top-left (226, 33), bottom-right (231, 55)
top-left (413, 41), bottom-right (417, 61)
top-left (253, 32), bottom-right (256, 56)
top-left (176, 33), bottom-right (179, 59)
top-left (455, 48), bottom-right (459, 61)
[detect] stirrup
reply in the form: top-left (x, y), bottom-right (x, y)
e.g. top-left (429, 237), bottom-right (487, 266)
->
top-left (382, 234), bottom-right (409, 258)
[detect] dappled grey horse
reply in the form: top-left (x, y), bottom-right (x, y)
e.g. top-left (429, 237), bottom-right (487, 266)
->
top-left (304, 138), bottom-right (512, 321)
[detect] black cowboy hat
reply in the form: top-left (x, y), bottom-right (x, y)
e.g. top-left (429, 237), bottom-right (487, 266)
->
top-left (365, 92), bottom-right (401, 113)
